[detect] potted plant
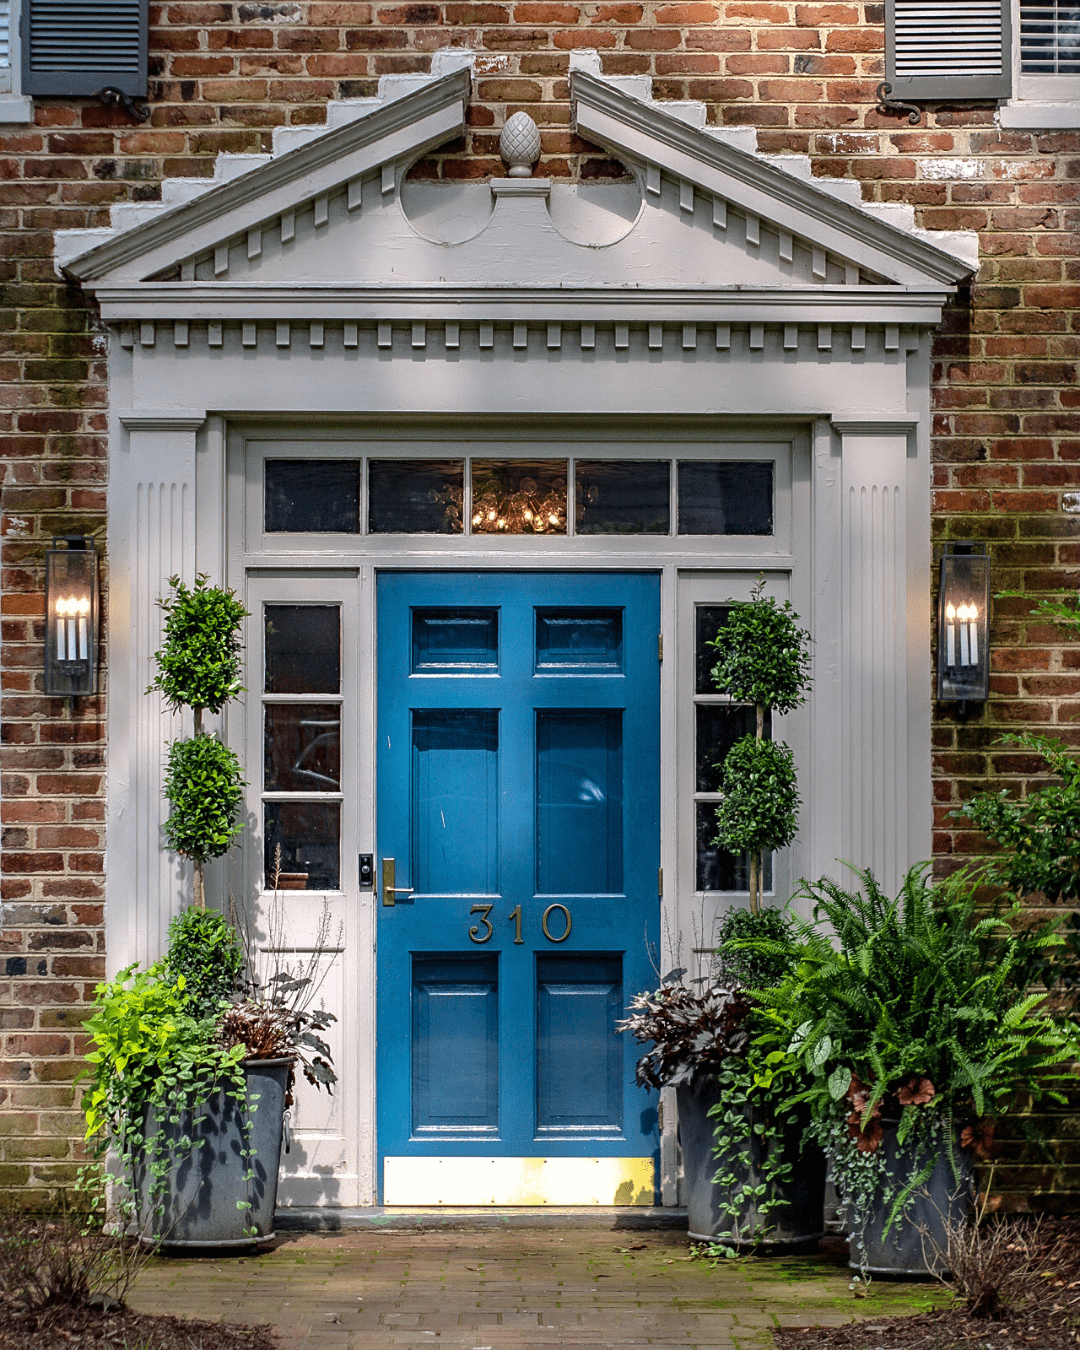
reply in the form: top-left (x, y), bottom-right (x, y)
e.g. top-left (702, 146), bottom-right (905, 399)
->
top-left (81, 575), bottom-right (338, 1247)
top-left (82, 900), bottom-right (337, 1247)
top-left (749, 863), bottom-right (1078, 1276)
top-left (708, 578), bottom-right (812, 917)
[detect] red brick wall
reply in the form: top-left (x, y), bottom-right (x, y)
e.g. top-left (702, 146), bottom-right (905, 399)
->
top-left (1, 2), bottom-right (1077, 1208)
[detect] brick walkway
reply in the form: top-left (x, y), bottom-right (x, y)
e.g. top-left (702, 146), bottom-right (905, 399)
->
top-left (127, 1225), bottom-right (934, 1349)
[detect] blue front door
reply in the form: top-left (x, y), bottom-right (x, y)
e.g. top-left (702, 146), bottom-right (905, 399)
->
top-left (376, 571), bottom-right (661, 1204)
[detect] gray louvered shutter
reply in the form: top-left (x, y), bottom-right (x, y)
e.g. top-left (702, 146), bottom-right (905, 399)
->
top-left (885, 0), bottom-right (1012, 100)
top-left (23, 0), bottom-right (147, 97)
top-left (0, 0), bottom-right (12, 93)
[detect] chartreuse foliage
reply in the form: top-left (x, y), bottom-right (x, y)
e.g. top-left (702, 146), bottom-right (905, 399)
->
top-left (737, 864), bottom-right (1078, 1271)
top-left (81, 965), bottom-right (248, 1229)
top-left (709, 579), bottom-right (812, 913)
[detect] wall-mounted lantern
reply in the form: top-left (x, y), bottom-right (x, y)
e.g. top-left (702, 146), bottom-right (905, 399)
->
top-left (937, 542), bottom-right (990, 713)
top-left (44, 537), bottom-right (99, 698)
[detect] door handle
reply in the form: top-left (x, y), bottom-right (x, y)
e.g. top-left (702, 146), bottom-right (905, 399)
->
top-left (381, 857), bottom-right (414, 907)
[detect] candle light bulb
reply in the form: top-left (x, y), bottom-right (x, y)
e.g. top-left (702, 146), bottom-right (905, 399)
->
top-left (472, 513), bottom-right (481, 527)
top-left (945, 603), bottom-right (956, 621)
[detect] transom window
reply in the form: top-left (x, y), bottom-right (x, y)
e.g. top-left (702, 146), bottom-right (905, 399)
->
top-left (260, 455), bottom-right (774, 538)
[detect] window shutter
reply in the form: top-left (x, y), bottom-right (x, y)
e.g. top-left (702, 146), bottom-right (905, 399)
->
top-left (885, 0), bottom-right (1012, 101)
top-left (0, 0), bottom-right (12, 94)
top-left (22, 0), bottom-right (147, 98)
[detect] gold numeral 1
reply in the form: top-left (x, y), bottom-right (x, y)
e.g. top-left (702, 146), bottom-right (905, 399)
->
top-left (509, 904), bottom-right (523, 944)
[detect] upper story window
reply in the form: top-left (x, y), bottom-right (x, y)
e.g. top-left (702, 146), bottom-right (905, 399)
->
top-left (0, 0), bottom-right (147, 125)
top-left (885, 0), bottom-right (1080, 125)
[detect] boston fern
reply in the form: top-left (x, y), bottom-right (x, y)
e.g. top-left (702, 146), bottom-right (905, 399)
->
top-left (745, 864), bottom-right (1078, 1265)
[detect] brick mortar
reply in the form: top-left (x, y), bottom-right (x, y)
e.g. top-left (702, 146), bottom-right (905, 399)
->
top-left (2, 7), bottom-right (1078, 1208)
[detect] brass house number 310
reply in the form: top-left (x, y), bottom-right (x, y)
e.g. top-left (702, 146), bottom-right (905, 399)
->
top-left (468, 903), bottom-right (572, 944)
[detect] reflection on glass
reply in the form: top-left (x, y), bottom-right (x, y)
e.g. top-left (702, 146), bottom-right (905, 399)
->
top-left (264, 801), bottom-right (340, 890)
top-left (264, 459), bottom-right (360, 533)
top-left (677, 461), bottom-right (773, 535)
top-left (265, 605), bottom-right (340, 694)
top-left (696, 802), bottom-right (772, 893)
top-left (368, 460), bottom-right (463, 534)
top-left (471, 460), bottom-right (567, 535)
top-left (696, 705), bottom-right (771, 793)
top-left (265, 704), bottom-right (341, 792)
top-left (536, 710), bottom-right (622, 894)
top-left (575, 460), bottom-right (670, 535)
top-left (412, 609), bottom-right (498, 672)
top-left (695, 605), bottom-right (733, 694)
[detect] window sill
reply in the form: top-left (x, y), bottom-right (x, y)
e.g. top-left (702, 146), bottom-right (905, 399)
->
top-left (999, 102), bottom-right (1080, 129)
top-left (0, 94), bottom-right (33, 124)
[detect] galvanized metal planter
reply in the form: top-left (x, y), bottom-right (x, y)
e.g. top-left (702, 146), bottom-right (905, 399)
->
top-left (677, 1078), bottom-right (826, 1247)
top-left (138, 1057), bottom-right (291, 1248)
top-left (849, 1119), bottom-right (974, 1276)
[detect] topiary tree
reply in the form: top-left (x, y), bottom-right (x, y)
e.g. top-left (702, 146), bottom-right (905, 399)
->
top-left (709, 579), bottom-right (812, 915)
top-left (148, 575), bottom-right (249, 908)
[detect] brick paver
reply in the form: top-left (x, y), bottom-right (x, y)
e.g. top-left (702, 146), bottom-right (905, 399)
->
top-left (127, 1226), bottom-right (936, 1348)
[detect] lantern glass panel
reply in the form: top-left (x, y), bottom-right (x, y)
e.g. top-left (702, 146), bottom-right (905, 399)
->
top-left (44, 544), bottom-right (97, 697)
top-left (937, 552), bottom-right (990, 702)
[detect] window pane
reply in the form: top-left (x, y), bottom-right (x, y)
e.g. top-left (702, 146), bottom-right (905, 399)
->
top-left (695, 802), bottom-right (772, 894)
top-left (677, 461), bottom-right (773, 536)
top-left (696, 705), bottom-right (771, 793)
top-left (368, 460), bottom-right (464, 534)
top-left (265, 605), bottom-right (340, 694)
top-left (265, 704), bottom-right (340, 792)
top-left (574, 460), bottom-right (670, 535)
top-left (264, 459), bottom-right (360, 533)
top-left (695, 605), bottom-right (733, 694)
top-left (264, 801), bottom-right (340, 890)
top-left (471, 460), bottom-right (567, 535)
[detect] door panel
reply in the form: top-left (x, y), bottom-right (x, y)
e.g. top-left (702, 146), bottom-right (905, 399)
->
top-left (377, 571), bottom-right (660, 1204)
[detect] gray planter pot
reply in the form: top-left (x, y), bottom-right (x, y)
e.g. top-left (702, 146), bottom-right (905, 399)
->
top-left (846, 1119), bottom-right (975, 1276)
top-left (677, 1078), bottom-right (826, 1247)
top-left (138, 1057), bottom-right (291, 1248)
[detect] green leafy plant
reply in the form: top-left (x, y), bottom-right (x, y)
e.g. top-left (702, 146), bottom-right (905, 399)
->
top-left (81, 964), bottom-right (248, 1229)
top-left (161, 906), bottom-right (244, 1021)
top-left (714, 906), bottom-right (798, 989)
top-left (162, 734), bottom-right (246, 872)
top-left (954, 588), bottom-right (1080, 980)
top-left (709, 580), bottom-right (812, 913)
top-left (742, 864), bottom-right (1078, 1271)
top-left (148, 574), bottom-right (249, 907)
top-left (148, 574), bottom-right (248, 722)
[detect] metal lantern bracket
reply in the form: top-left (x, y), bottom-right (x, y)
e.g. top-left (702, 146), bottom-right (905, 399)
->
top-left (44, 536), bottom-right (99, 701)
top-left (937, 541), bottom-right (991, 718)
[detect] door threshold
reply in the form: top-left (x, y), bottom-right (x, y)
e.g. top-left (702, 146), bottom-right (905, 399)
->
top-left (275, 1205), bottom-right (687, 1232)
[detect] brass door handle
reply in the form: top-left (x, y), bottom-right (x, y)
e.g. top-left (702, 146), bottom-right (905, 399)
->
top-left (381, 857), bottom-right (414, 907)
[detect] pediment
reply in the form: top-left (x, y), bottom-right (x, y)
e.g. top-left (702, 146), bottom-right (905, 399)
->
top-left (58, 56), bottom-right (975, 310)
